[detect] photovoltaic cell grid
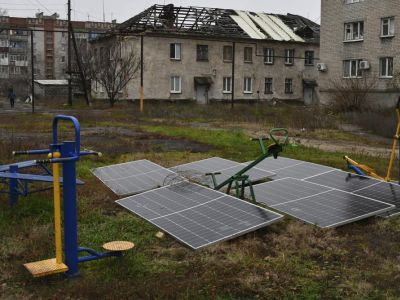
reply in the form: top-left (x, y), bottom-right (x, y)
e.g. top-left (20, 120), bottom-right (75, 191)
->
top-left (117, 181), bottom-right (283, 249)
top-left (253, 157), bottom-right (336, 180)
top-left (304, 170), bottom-right (400, 217)
top-left (252, 177), bottom-right (394, 228)
top-left (171, 157), bottom-right (275, 186)
top-left (92, 160), bottom-right (178, 196)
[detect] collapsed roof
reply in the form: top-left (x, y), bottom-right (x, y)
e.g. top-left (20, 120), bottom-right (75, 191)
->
top-left (118, 4), bottom-right (320, 43)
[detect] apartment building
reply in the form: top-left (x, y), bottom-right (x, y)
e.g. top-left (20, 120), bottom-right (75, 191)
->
top-left (319, 0), bottom-right (400, 105)
top-left (92, 4), bottom-right (320, 104)
top-left (0, 13), bottom-right (115, 88)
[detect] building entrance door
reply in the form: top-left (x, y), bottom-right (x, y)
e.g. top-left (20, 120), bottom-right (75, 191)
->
top-left (304, 86), bottom-right (314, 105)
top-left (196, 85), bottom-right (207, 104)
top-left (303, 80), bottom-right (318, 105)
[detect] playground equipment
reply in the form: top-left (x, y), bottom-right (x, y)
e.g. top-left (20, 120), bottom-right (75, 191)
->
top-left (345, 97), bottom-right (400, 184)
top-left (0, 157), bottom-right (83, 206)
top-left (8, 115), bottom-right (133, 278)
top-left (206, 128), bottom-right (289, 201)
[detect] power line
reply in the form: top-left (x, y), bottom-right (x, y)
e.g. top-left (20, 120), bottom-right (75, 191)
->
top-left (32, 0), bottom-right (52, 14)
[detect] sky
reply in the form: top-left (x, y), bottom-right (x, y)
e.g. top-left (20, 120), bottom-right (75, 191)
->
top-left (2, 1), bottom-right (321, 24)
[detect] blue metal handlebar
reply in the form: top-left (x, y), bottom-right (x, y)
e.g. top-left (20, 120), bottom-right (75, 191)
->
top-left (52, 115), bottom-right (81, 155)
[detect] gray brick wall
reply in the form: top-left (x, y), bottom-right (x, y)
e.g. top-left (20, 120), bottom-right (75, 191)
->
top-left (320, 0), bottom-right (400, 106)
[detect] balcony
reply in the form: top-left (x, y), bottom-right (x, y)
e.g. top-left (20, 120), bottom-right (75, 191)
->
top-left (9, 47), bottom-right (27, 54)
top-left (0, 58), bottom-right (8, 65)
top-left (12, 60), bottom-right (28, 67)
top-left (10, 35), bottom-right (29, 42)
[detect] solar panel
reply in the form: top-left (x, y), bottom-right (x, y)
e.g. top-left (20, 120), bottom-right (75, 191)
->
top-left (92, 160), bottom-right (178, 196)
top-left (355, 181), bottom-right (400, 217)
top-left (305, 170), bottom-right (378, 192)
top-left (272, 189), bottom-right (394, 228)
top-left (252, 178), bottom-right (332, 206)
top-left (117, 181), bottom-right (283, 249)
top-left (252, 177), bottom-right (395, 227)
top-left (171, 157), bottom-right (239, 174)
top-left (247, 157), bottom-right (304, 172)
top-left (172, 157), bottom-right (275, 186)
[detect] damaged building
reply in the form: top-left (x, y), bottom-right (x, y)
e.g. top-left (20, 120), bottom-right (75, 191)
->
top-left (91, 4), bottom-right (320, 104)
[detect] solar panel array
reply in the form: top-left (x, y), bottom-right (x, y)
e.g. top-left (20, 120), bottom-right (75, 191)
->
top-left (92, 160), bottom-right (178, 196)
top-left (117, 181), bottom-right (283, 249)
top-left (251, 157), bottom-right (398, 226)
top-left (171, 157), bottom-right (275, 186)
top-left (253, 177), bottom-right (394, 228)
top-left (93, 156), bottom-right (399, 249)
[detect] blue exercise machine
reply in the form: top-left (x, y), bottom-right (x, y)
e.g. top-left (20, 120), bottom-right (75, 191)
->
top-left (3, 115), bottom-right (133, 278)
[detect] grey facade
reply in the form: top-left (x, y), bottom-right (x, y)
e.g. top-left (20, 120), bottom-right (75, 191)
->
top-left (319, 0), bottom-right (400, 106)
top-left (92, 5), bottom-right (320, 104)
top-left (0, 13), bottom-right (115, 96)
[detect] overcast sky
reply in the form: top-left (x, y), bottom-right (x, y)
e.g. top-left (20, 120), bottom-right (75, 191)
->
top-left (4, 1), bottom-right (321, 24)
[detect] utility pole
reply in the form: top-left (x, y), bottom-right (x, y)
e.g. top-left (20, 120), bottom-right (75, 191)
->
top-left (140, 35), bottom-right (144, 112)
top-left (231, 42), bottom-right (235, 109)
top-left (30, 30), bottom-right (35, 113)
top-left (67, 0), bottom-right (72, 106)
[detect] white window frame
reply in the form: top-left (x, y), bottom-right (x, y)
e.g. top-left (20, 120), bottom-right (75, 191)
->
top-left (343, 59), bottom-right (363, 78)
top-left (244, 77), bottom-right (253, 94)
top-left (170, 43), bottom-right (181, 60)
top-left (264, 78), bottom-right (273, 94)
top-left (244, 47), bottom-right (253, 63)
top-left (223, 45), bottom-right (233, 62)
top-left (305, 51), bottom-right (315, 66)
top-left (380, 57), bottom-right (394, 78)
top-left (284, 78), bottom-right (293, 94)
top-left (264, 48), bottom-right (274, 64)
top-left (381, 17), bottom-right (395, 37)
top-left (284, 49), bottom-right (294, 65)
top-left (344, 0), bottom-right (363, 4)
top-left (344, 21), bottom-right (364, 41)
top-left (170, 76), bottom-right (182, 94)
top-left (223, 76), bottom-right (232, 93)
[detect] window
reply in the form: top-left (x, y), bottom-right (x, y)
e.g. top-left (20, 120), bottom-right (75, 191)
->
top-left (0, 39), bottom-right (8, 47)
top-left (0, 52), bottom-right (7, 59)
top-left (61, 56), bottom-right (65, 63)
top-left (170, 76), bottom-right (182, 93)
top-left (197, 45), bottom-right (208, 61)
top-left (170, 43), bottom-right (181, 60)
top-left (223, 45), bottom-right (233, 62)
top-left (0, 66), bottom-right (8, 73)
top-left (264, 78), bottom-right (273, 94)
top-left (285, 78), bottom-right (293, 94)
top-left (381, 17), bottom-right (395, 37)
top-left (344, 21), bottom-right (364, 41)
top-left (223, 77), bottom-right (232, 93)
top-left (244, 47), bottom-right (253, 63)
top-left (285, 49), bottom-right (294, 65)
top-left (380, 57), bottom-right (394, 78)
top-left (305, 51), bottom-right (315, 66)
top-left (343, 59), bottom-right (363, 78)
top-left (244, 77), bottom-right (253, 93)
top-left (10, 66), bottom-right (21, 74)
top-left (263, 48), bottom-right (274, 64)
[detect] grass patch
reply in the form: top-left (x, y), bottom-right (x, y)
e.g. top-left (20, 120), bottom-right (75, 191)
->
top-left (1, 105), bottom-right (399, 299)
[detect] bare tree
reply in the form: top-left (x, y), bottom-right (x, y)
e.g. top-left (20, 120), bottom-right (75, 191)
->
top-left (329, 73), bottom-right (378, 112)
top-left (0, 8), bottom-right (7, 16)
top-left (88, 38), bottom-right (140, 107)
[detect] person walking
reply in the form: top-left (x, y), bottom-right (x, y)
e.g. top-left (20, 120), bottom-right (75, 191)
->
top-left (7, 88), bottom-right (16, 108)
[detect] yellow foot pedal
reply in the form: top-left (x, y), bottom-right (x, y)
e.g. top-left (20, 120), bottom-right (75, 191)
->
top-left (23, 258), bottom-right (68, 278)
top-left (102, 241), bottom-right (134, 252)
